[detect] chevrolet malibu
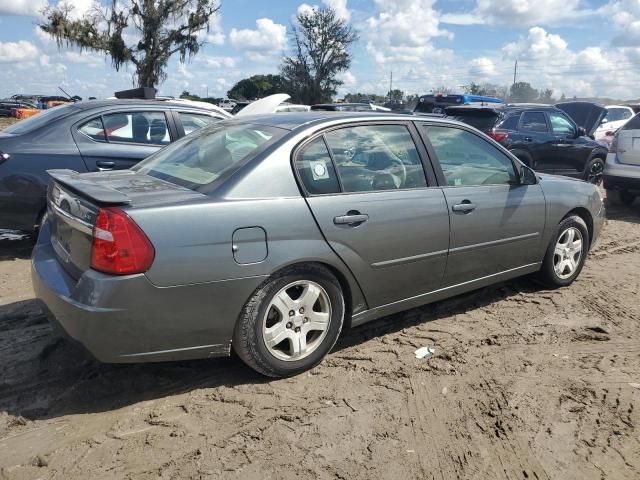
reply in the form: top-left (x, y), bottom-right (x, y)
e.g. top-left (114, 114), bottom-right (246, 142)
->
top-left (32, 112), bottom-right (605, 377)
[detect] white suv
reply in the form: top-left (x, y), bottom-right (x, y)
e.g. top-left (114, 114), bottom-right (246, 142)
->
top-left (604, 112), bottom-right (640, 206)
top-left (595, 105), bottom-right (635, 140)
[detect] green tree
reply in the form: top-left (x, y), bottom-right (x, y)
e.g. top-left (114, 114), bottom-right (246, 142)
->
top-left (538, 88), bottom-right (555, 104)
top-left (227, 74), bottom-right (285, 100)
top-left (509, 82), bottom-right (539, 103)
top-left (388, 89), bottom-right (404, 102)
top-left (40, 0), bottom-right (221, 88)
top-left (281, 6), bottom-right (358, 104)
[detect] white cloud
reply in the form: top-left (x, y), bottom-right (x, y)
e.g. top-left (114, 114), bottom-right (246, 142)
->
top-left (177, 62), bottom-right (194, 79)
top-left (441, 0), bottom-right (585, 26)
top-left (64, 50), bottom-right (104, 67)
top-left (606, 0), bottom-right (640, 46)
top-left (202, 56), bottom-right (236, 69)
top-left (200, 14), bottom-right (225, 45)
top-left (0, 0), bottom-right (45, 16)
top-left (229, 18), bottom-right (287, 52)
top-left (297, 3), bottom-right (315, 17)
top-left (365, 0), bottom-right (453, 65)
top-left (468, 57), bottom-right (496, 80)
top-left (0, 40), bottom-right (39, 62)
top-left (323, 0), bottom-right (350, 21)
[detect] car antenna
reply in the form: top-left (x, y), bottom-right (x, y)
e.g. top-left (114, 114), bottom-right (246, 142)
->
top-left (58, 86), bottom-right (75, 102)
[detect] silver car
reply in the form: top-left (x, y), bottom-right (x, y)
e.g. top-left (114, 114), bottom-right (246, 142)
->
top-left (604, 112), bottom-right (640, 206)
top-left (32, 112), bottom-right (605, 377)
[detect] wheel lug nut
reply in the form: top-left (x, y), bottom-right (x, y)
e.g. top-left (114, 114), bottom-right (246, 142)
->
top-left (289, 310), bottom-right (294, 317)
top-left (303, 317), bottom-right (308, 323)
top-left (295, 327), bottom-right (301, 333)
top-left (299, 307), bottom-right (305, 314)
top-left (286, 322), bottom-right (293, 329)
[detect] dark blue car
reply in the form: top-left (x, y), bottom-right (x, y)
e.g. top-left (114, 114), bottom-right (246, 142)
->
top-left (0, 99), bottom-right (227, 231)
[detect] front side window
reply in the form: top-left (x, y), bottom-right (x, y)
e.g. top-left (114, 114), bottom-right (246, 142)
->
top-left (423, 125), bottom-right (517, 186)
top-left (178, 112), bottom-right (222, 135)
top-left (548, 112), bottom-right (575, 136)
top-left (102, 111), bottom-right (170, 145)
top-left (295, 138), bottom-right (341, 195)
top-left (323, 124), bottom-right (427, 192)
top-left (133, 123), bottom-right (285, 192)
top-left (520, 112), bottom-right (549, 133)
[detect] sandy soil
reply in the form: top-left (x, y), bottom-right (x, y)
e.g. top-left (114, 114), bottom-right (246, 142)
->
top-left (0, 200), bottom-right (639, 480)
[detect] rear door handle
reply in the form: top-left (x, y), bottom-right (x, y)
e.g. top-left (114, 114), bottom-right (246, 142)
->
top-left (452, 202), bottom-right (477, 213)
top-left (96, 161), bottom-right (115, 171)
top-left (334, 212), bottom-right (369, 226)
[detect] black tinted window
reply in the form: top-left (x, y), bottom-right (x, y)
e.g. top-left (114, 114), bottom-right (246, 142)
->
top-left (520, 112), bottom-right (549, 132)
top-left (447, 110), bottom-right (499, 132)
top-left (622, 113), bottom-right (640, 130)
top-left (295, 138), bottom-right (341, 195)
top-left (497, 114), bottom-right (520, 130)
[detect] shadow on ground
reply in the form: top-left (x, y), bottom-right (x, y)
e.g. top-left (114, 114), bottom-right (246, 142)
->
top-left (0, 277), bottom-right (541, 422)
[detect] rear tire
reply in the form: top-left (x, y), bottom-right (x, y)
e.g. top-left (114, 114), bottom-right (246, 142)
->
top-left (233, 264), bottom-right (344, 377)
top-left (583, 157), bottom-right (604, 185)
top-left (537, 215), bottom-right (589, 288)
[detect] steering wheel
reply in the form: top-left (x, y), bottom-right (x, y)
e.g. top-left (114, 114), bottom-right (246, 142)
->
top-left (381, 156), bottom-right (407, 188)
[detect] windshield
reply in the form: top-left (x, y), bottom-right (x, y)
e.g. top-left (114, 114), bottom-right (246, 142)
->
top-left (133, 123), bottom-right (286, 192)
top-left (3, 104), bottom-right (77, 134)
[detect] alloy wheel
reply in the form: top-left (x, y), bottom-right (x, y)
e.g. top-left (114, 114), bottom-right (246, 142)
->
top-left (553, 227), bottom-right (583, 280)
top-left (586, 160), bottom-right (604, 185)
top-left (262, 280), bottom-right (332, 361)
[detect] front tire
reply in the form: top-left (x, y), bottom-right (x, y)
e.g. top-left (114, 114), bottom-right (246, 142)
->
top-left (233, 264), bottom-right (344, 377)
top-left (537, 215), bottom-right (589, 287)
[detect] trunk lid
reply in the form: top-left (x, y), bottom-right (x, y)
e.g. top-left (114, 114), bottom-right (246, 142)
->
top-left (46, 169), bottom-right (205, 279)
top-left (555, 102), bottom-right (607, 137)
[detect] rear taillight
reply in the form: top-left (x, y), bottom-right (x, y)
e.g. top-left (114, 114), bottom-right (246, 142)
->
top-left (489, 129), bottom-right (508, 142)
top-left (91, 207), bottom-right (155, 275)
top-left (609, 134), bottom-right (617, 153)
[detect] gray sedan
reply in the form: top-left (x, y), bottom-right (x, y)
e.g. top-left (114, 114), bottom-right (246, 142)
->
top-left (32, 112), bottom-right (605, 377)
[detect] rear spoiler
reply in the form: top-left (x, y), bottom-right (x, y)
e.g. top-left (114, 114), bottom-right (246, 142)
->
top-left (47, 169), bottom-right (131, 205)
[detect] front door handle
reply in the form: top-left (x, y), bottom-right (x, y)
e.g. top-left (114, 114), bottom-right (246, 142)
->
top-left (96, 161), bottom-right (115, 171)
top-left (452, 202), bottom-right (477, 213)
top-left (334, 211), bottom-right (369, 226)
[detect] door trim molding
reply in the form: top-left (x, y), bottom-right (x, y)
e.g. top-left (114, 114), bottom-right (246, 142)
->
top-left (371, 249), bottom-right (448, 269)
top-left (450, 232), bottom-right (539, 254)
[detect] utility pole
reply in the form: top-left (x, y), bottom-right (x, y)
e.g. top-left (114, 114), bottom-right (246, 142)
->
top-left (513, 60), bottom-right (518, 86)
top-left (389, 71), bottom-right (393, 100)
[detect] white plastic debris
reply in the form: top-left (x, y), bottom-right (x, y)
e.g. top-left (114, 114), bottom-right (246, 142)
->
top-left (414, 346), bottom-right (435, 359)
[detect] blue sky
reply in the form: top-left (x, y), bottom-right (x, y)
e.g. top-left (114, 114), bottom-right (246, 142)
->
top-left (0, 0), bottom-right (637, 100)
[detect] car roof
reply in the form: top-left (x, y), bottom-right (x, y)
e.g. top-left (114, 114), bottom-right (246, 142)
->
top-left (63, 99), bottom-right (214, 111)
top-left (224, 111), bottom-right (465, 131)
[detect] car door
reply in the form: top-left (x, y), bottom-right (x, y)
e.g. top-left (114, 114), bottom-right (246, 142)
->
top-left (547, 111), bottom-right (586, 175)
top-left (72, 109), bottom-right (175, 171)
top-left (419, 123), bottom-right (546, 287)
top-left (294, 122), bottom-right (450, 308)
top-left (516, 111), bottom-right (557, 171)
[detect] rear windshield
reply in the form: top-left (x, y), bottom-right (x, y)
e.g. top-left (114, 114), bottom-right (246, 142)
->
top-left (3, 104), bottom-right (77, 134)
top-left (132, 123), bottom-right (286, 192)
top-left (446, 110), bottom-right (500, 132)
top-left (622, 113), bottom-right (640, 131)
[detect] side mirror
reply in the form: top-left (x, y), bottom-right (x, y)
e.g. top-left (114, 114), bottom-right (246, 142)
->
top-left (576, 126), bottom-right (587, 138)
top-left (520, 165), bottom-right (537, 185)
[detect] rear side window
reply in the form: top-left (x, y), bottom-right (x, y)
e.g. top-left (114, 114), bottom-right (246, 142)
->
top-left (621, 113), bottom-right (640, 130)
top-left (423, 125), bottom-right (517, 186)
top-left (497, 114), bottom-right (520, 130)
top-left (324, 124), bottom-right (427, 192)
top-left (102, 111), bottom-right (170, 145)
top-left (178, 112), bottom-right (221, 135)
top-left (133, 124), bottom-right (285, 192)
top-left (446, 110), bottom-right (499, 132)
top-left (295, 138), bottom-right (341, 195)
top-left (3, 104), bottom-right (75, 135)
top-left (520, 112), bottom-right (549, 133)
top-left (78, 117), bottom-right (106, 141)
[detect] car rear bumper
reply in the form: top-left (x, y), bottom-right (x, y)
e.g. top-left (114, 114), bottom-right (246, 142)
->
top-left (31, 231), bottom-right (266, 363)
top-left (604, 153), bottom-right (640, 192)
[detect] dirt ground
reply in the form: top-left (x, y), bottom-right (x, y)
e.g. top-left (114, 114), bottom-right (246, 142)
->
top-left (0, 198), bottom-right (639, 479)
